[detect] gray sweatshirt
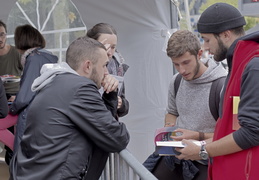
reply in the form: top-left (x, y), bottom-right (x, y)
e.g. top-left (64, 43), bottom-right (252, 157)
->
top-left (31, 62), bottom-right (78, 92)
top-left (167, 58), bottom-right (227, 133)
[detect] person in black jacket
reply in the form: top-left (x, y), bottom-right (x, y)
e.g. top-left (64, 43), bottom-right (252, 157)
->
top-left (9, 24), bottom-right (58, 153)
top-left (9, 37), bottom-right (130, 180)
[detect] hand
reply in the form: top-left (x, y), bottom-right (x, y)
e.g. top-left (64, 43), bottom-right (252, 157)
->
top-left (101, 74), bottom-right (118, 93)
top-left (8, 96), bottom-right (16, 102)
top-left (170, 128), bottom-right (199, 141)
top-left (100, 38), bottom-right (111, 53)
top-left (117, 96), bottom-right (122, 109)
top-left (175, 139), bottom-right (201, 161)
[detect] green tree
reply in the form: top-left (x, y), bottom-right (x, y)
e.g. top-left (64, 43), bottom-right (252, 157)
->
top-left (200, 0), bottom-right (259, 31)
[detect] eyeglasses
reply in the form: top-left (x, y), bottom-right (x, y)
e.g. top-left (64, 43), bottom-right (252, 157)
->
top-left (0, 33), bottom-right (7, 38)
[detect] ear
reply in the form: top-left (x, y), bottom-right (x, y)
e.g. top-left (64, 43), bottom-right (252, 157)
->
top-left (197, 49), bottom-right (203, 59)
top-left (83, 60), bottom-right (92, 75)
top-left (221, 30), bottom-right (231, 38)
top-left (220, 30), bottom-right (232, 44)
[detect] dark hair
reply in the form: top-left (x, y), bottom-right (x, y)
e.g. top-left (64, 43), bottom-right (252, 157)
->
top-left (213, 26), bottom-right (245, 39)
top-left (86, 23), bottom-right (117, 40)
top-left (0, 20), bottom-right (7, 32)
top-left (66, 36), bottom-right (106, 71)
top-left (14, 24), bottom-right (46, 50)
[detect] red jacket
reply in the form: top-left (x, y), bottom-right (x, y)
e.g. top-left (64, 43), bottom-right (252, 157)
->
top-left (209, 40), bottom-right (259, 180)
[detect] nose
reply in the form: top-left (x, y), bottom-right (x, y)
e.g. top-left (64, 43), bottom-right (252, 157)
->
top-left (178, 65), bottom-right (185, 74)
top-left (104, 66), bottom-right (109, 75)
top-left (107, 49), bottom-right (113, 58)
top-left (203, 42), bottom-right (210, 52)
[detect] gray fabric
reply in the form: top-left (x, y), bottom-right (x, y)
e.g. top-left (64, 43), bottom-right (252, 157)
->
top-left (166, 58), bottom-right (227, 133)
top-left (0, 46), bottom-right (22, 95)
top-left (31, 62), bottom-right (78, 92)
top-left (107, 51), bottom-right (129, 117)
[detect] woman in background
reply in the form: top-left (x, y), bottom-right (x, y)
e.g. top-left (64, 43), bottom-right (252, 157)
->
top-left (87, 23), bottom-right (129, 119)
top-left (9, 24), bottom-right (58, 152)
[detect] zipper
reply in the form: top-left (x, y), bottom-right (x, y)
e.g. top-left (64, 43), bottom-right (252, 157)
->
top-left (245, 150), bottom-right (252, 180)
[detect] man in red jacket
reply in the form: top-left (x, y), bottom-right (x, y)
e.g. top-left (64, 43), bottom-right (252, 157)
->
top-left (175, 3), bottom-right (259, 180)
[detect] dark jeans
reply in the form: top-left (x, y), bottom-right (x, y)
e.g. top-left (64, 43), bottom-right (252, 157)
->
top-left (152, 156), bottom-right (208, 180)
top-left (5, 93), bottom-right (15, 165)
top-left (4, 126), bottom-right (14, 165)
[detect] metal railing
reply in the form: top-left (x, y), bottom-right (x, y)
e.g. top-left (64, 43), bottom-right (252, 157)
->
top-left (99, 149), bottom-right (158, 180)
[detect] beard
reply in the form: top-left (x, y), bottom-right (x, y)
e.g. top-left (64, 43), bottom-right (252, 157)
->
top-left (0, 40), bottom-right (6, 49)
top-left (190, 58), bottom-right (200, 81)
top-left (90, 67), bottom-right (102, 89)
top-left (213, 38), bottom-right (228, 62)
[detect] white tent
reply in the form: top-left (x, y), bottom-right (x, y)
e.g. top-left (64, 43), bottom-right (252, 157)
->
top-left (0, 0), bottom-right (179, 163)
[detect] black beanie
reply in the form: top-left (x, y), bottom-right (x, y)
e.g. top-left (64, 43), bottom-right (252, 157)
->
top-left (197, 3), bottom-right (246, 34)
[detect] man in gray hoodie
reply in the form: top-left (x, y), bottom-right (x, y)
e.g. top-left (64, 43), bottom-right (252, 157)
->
top-left (152, 30), bottom-right (227, 180)
top-left (9, 37), bottom-right (130, 180)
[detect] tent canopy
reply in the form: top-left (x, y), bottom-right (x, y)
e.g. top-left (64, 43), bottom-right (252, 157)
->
top-left (0, 0), bottom-right (179, 163)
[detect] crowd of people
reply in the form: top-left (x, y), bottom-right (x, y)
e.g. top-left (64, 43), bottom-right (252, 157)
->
top-left (1, 2), bottom-right (259, 180)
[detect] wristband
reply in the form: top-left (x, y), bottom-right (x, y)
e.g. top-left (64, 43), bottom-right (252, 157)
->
top-left (199, 132), bottom-right (205, 141)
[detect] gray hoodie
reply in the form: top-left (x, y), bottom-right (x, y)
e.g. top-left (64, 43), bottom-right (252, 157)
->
top-left (167, 58), bottom-right (227, 133)
top-left (31, 62), bottom-right (78, 92)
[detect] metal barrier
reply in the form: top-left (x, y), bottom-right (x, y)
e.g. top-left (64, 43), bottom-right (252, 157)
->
top-left (99, 149), bottom-right (158, 180)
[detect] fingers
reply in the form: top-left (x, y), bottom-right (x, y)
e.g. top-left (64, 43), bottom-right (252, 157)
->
top-left (104, 44), bottom-right (111, 52)
top-left (175, 139), bottom-right (200, 160)
top-left (117, 96), bottom-right (122, 109)
top-left (170, 128), bottom-right (184, 140)
top-left (8, 96), bottom-right (16, 102)
top-left (100, 38), bottom-right (107, 44)
top-left (171, 135), bottom-right (183, 141)
top-left (102, 75), bottom-right (119, 93)
top-left (99, 38), bottom-right (111, 53)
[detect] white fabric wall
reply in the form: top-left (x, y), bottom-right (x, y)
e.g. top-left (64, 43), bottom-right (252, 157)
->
top-left (1, 0), bottom-right (178, 163)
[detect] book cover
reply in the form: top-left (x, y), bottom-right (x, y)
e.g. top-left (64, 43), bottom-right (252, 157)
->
top-left (154, 126), bottom-right (201, 156)
top-left (232, 96), bottom-right (241, 130)
top-left (154, 126), bottom-right (181, 156)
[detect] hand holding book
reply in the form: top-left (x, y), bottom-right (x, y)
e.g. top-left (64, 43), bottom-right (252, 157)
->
top-left (154, 126), bottom-right (201, 156)
top-left (170, 128), bottom-right (201, 141)
top-left (174, 139), bottom-right (203, 161)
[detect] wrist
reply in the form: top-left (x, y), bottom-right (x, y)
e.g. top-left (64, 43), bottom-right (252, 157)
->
top-left (199, 132), bottom-right (205, 141)
top-left (199, 143), bottom-right (209, 160)
top-left (164, 122), bottom-right (174, 126)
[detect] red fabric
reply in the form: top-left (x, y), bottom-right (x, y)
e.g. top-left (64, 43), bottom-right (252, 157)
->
top-left (0, 113), bottom-right (18, 150)
top-left (209, 41), bottom-right (259, 180)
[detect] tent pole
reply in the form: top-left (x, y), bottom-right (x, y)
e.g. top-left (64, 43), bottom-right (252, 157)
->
top-left (183, 0), bottom-right (192, 31)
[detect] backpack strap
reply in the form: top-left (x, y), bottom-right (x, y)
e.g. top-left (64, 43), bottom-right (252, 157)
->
top-left (174, 73), bottom-right (182, 97)
top-left (209, 76), bottom-right (226, 121)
